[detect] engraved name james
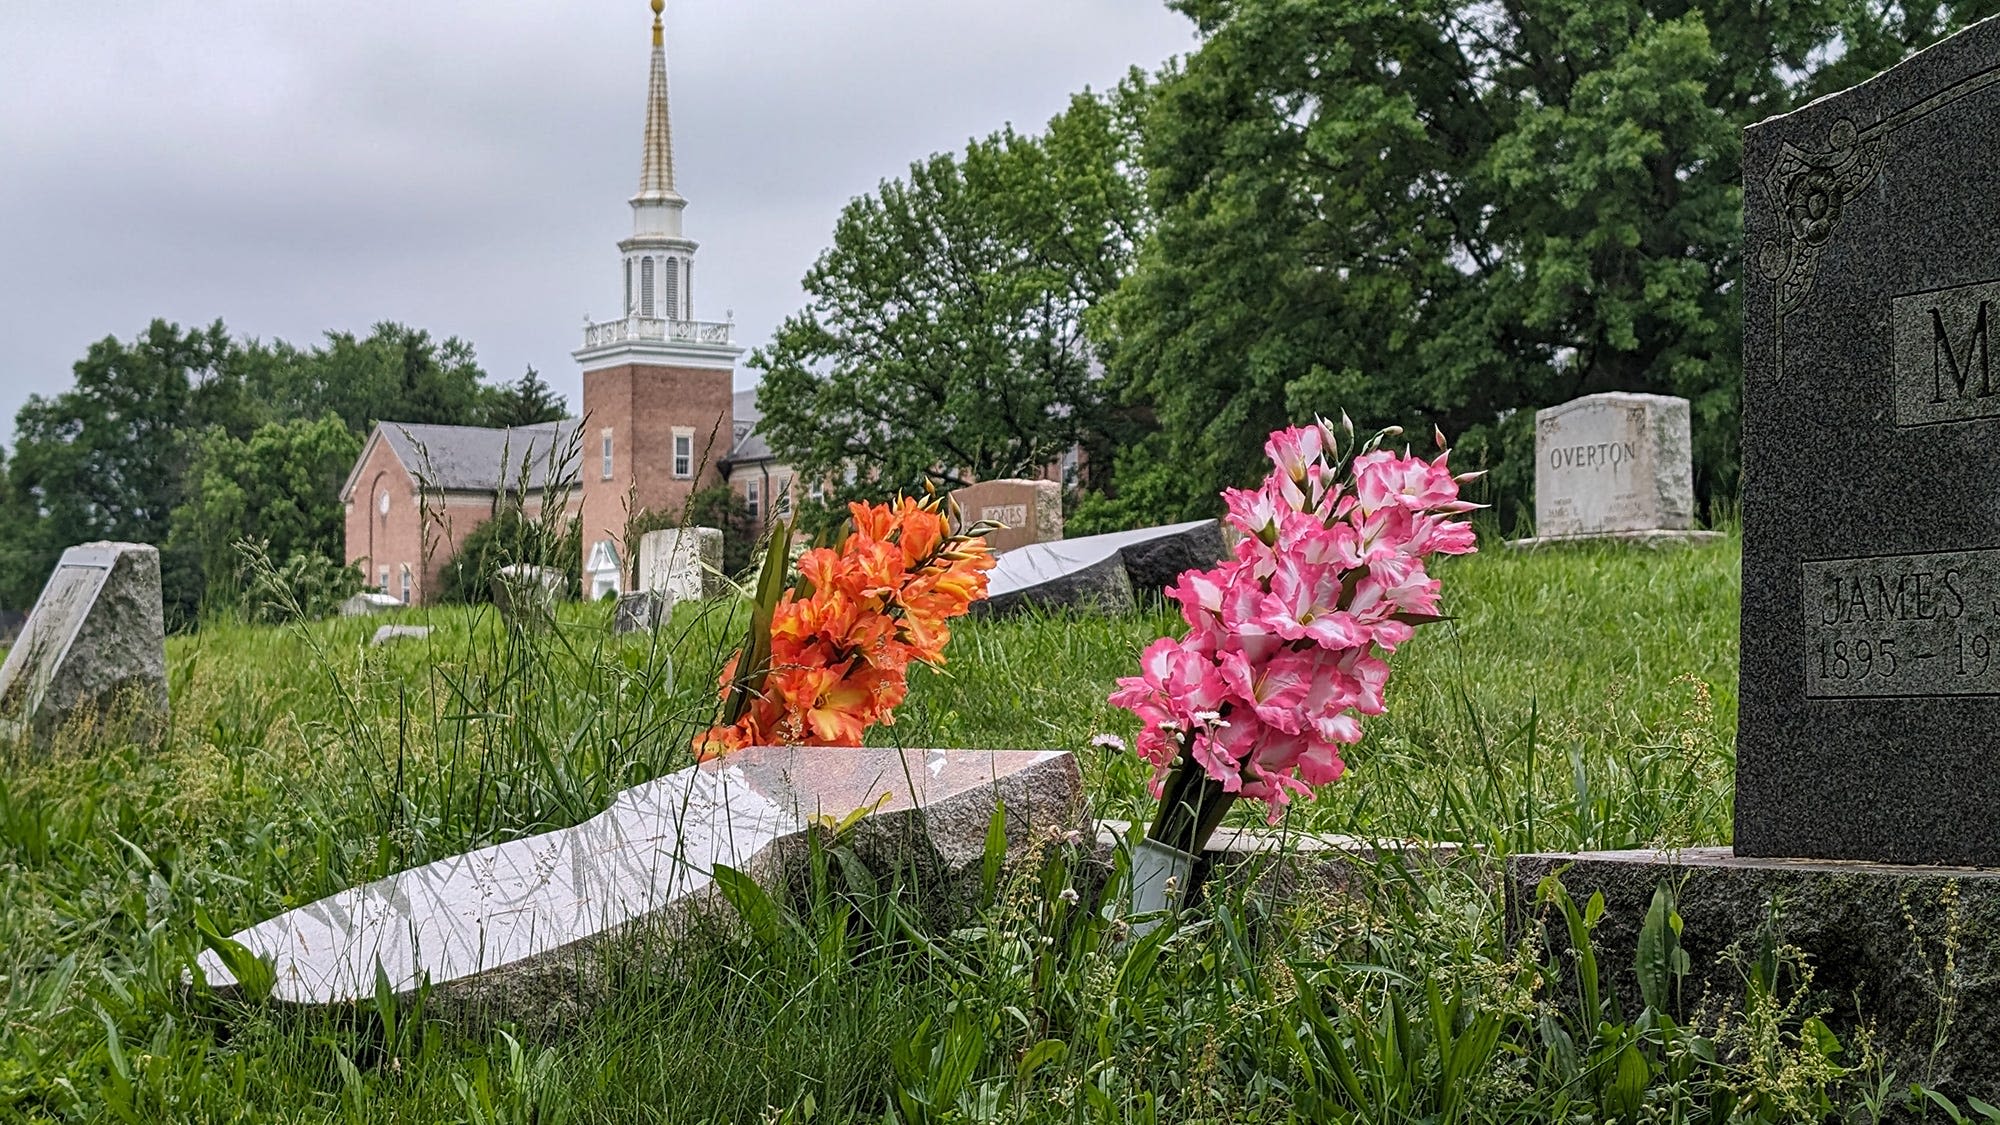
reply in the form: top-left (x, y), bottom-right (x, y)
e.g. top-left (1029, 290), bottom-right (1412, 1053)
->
top-left (1805, 548), bottom-right (2000, 698)
top-left (1894, 278), bottom-right (2000, 427)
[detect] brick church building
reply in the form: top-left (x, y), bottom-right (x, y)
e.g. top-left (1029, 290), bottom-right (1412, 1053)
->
top-left (340, 1), bottom-right (793, 602)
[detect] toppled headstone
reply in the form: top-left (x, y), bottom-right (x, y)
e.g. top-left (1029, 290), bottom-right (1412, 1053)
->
top-left (1510, 392), bottom-right (1720, 547)
top-left (491, 564), bottom-right (564, 628)
top-left (639, 527), bottom-right (725, 601)
top-left (370, 625), bottom-right (432, 647)
top-left (339, 592), bottom-right (405, 617)
top-left (978, 520), bottom-right (1225, 616)
top-left (614, 589), bottom-right (674, 634)
top-left (0, 542), bottom-right (169, 747)
top-left (951, 478), bottom-right (1063, 553)
top-left (197, 747), bottom-right (1083, 1017)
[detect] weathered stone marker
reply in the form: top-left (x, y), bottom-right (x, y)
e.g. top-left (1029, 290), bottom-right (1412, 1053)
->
top-left (639, 527), bottom-right (725, 601)
top-left (490, 564), bottom-right (565, 628)
top-left (1510, 16), bottom-right (2000, 1101)
top-left (197, 747), bottom-right (1082, 1016)
top-left (613, 589), bottom-right (674, 634)
top-left (1512, 392), bottom-right (1718, 546)
top-left (950, 478), bottom-right (1063, 553)
top-left (0, 542), bottom-right (168, 747)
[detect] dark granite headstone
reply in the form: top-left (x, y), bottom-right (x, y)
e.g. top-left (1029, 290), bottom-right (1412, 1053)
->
top-left (1739, 15), bottom-right (2000, 865)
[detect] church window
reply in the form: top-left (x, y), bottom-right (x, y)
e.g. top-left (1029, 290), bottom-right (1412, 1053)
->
top-left (662, 258), bottom-right (680, 321)
top-left (600, 429), bottom-right (614, 479)
top-left (683, 260), bottom-right (692, 318)
top-left (379, 565), bottom-right (390, 592)
top-left (400, 566), bottom-right (412, 605)
top-left (640, 257), bottom-right (655, 317)
top-left (624, 259), bottom-right (633, 315)
top-left (672, 428), bottom-right (693, 478)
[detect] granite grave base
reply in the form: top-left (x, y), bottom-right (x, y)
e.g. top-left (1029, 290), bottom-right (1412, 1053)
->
top-left (1508, 847), bottom-right (2000, 1100)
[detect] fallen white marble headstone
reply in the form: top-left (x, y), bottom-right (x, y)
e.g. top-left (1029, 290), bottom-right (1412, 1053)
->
top-left (197, 746), bottom-right (1082, 1011)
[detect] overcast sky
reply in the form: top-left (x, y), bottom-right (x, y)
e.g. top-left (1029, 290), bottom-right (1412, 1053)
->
top-left (0, 1), bottom-right (1196, 440)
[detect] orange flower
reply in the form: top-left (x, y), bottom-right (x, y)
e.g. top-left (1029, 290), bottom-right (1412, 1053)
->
top-left (695, 495), bottom-right (996, 759)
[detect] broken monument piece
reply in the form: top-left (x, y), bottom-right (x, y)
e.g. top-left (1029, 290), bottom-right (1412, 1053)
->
top-left (977, 520), bottom-right (1226, 616)
top-left (197, 746), bottom-right (1083, 1018)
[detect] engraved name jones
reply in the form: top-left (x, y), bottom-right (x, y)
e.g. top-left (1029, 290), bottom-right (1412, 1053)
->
top-left (1805, 548), bottom-right (2000, 697)
top-left (1894, 278), bottom-right (2000, 427)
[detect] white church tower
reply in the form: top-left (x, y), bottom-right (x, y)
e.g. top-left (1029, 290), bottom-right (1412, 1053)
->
top-left (575, 0), bottom-right (742, 595)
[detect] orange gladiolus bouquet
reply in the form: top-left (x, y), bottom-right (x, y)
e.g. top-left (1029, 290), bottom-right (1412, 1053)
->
top-left (694, 495), bottom-right (997, 758)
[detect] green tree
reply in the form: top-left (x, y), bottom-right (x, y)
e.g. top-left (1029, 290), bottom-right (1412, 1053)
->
top-left (482, 366), bottom-right (569, 429)
top-left (254, 322), bottom-right (496, 437)
top-left (168, 414), bottom-right (363, 608)
top-left (753, 86), bottom-right (1149, 503)
top-left (1086, 0), bottom-right (2000, 531)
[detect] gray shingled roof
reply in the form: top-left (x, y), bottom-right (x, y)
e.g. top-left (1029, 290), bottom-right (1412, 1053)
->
top-left (380, 421), bottom-right (580, 493)
top-left (727, 387), bottom-right (777, 464)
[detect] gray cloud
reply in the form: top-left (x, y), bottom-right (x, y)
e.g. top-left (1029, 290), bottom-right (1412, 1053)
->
top-left (0, 0), bottom-right (1195, 437)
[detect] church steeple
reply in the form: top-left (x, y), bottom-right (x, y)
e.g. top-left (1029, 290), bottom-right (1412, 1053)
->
top-left (613, 0), bottom-right (698, 323)
top-left (635, 0), bottom-right (678, 205)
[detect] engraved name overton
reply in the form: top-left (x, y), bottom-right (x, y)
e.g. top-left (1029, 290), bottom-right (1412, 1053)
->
top-left (1805, 548), bottom-right (2000, 698)
top-left (1894, 278), bottom-right (2000, 426)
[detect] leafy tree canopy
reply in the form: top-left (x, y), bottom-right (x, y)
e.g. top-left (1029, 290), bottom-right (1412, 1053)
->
top-left (752, 85), bottom-right (1149, 506)
top-left (1081, 0), bottom-right (2000, 532)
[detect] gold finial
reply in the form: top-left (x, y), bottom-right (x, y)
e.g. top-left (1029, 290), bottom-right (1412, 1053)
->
top-left (651, 0), bottom-right (664, 47)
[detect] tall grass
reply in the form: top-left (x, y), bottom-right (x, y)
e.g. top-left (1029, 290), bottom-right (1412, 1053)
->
top-left (3, 528), bottom-right (1950, 1121)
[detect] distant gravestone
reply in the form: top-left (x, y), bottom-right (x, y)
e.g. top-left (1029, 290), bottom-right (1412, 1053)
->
top-left (1736, 14), bottom-right (2000, 866)
top-left (1512, 393), bottom-right (1718, 546)
top-left (951, 479), bottom-right (1063, 553)
top-left (490, 564), bottom-right (564, 628)
top-left (0, 542), bottom-right (168, 747)
top-left (339, 592), bottom-right (404, 617)
top-left (370, 625), bottom-right (431, 647)
top-left (639, 528), bottom-right (725, 601)
top-left (197, 747), bottom-right (1084, 1018)
top-left (614, 589), bottom-right (674, 634)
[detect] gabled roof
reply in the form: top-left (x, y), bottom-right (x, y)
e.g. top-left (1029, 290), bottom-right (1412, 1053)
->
top-left (727, 387), bottom-right (775, 464)
top-left (341, 421), bottom-right (579, 500)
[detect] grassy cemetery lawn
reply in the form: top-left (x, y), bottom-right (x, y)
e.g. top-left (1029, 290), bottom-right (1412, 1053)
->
top-left (2, 529), bottom-right (1911, 1122)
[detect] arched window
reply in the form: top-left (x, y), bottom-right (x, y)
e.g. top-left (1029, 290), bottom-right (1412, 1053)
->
top-left (640, 257), bottom-right (656, 318)
top-left (662, 258), bottom-right (680, 321)
top-left (624, 259), bottom-right (633, 315)
top-left (683, 260), bottom-right (693, 318)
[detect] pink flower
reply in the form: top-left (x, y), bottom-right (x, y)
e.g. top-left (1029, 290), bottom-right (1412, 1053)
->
top-left (1259, 555), bottom-right (1367, 649)
top-left (1354, 450), bottom-right (1468, 515)
top-left (1218, 648), bottom-right (1316, 735)
top-left (1108, 416), bottom-right (1478, 828)
top-left (1223, 485), bottom-right (1286, 545)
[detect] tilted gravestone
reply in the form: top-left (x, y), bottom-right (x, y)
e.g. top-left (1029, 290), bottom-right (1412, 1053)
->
top-left (1509, 17), bottom-right (2000, 1101)
top-left (639, 527), bottom-right (725, 601)
top-left (196, 747), bottom-right (1083, 1019)
top-left (975, 520), bottom-right (1226, 616)
top-left (0, 542), bottom-right (168, 747)
top-left (1512, 392), bottom-right (1718, 546)
top-left (951, 478), bottom-right (1063, 553)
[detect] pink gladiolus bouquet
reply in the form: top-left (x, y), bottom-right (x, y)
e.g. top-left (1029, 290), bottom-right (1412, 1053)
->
top-left (1110, 417), bottom-right (1481, 864)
